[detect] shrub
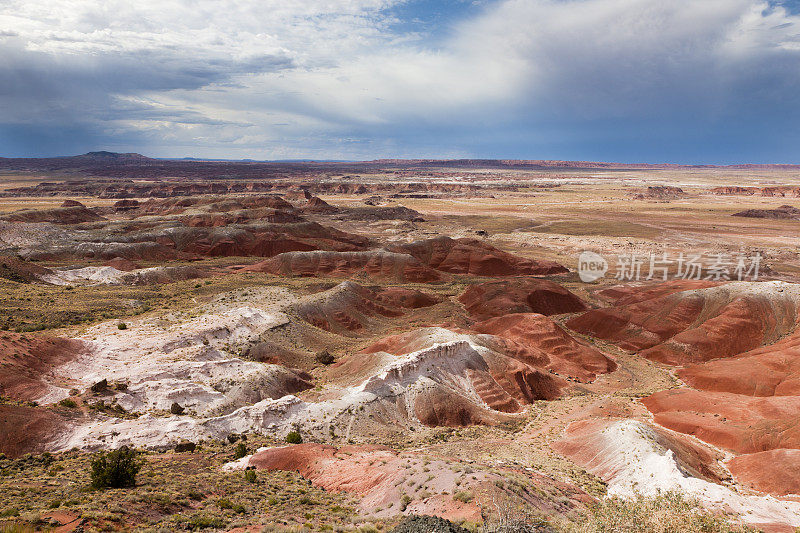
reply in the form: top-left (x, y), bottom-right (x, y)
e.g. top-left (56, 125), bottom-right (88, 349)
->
top-left (117, 323), bottom-right (127, 330)
top-left (244, 469), bottom-right (257, 484)
top-left (90, 446), bottom-right (142, 489)
top-left (234, 442), bottom-right (248, 459)
top-left (170, 402), bottom-right (185, 415)
top-left (453, 491), bottom-right (473, 503)
top-left (285, 431), bottom-right (303, 444)
top-left (59, 398), bottom-right (77, 408)
top-left (90, 379), bottom-right (108, 393)
top-left (399, 494), bottom-right (412, 511)
top-left (315, 350), bottom-right (335, 365)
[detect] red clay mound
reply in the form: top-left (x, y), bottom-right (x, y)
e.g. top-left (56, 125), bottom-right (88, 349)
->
top-left (459, 278), bottom-right (587, 320)
top-left (0, 404), bottom-right (69, 458)
top-left (0, 255), bottom-right (53, 282)
top-left (372, 286), bottom-right (441, 308)
top-left (473, 314), bottom-right (616, 382)
top-left (390, 236), bottom-right (568, 276)
top-left (136, 194), bottom-right (295, 216)
top-left (642, 389), bottom-right (800, 454)
top-left (1, 205), bottom-right (105, 224)
top-left (728, 449), bottom-right (800, 496)
top-left (596, 280), bottom-right (719, 306)
top-left (182, 208), bottom-right (303, 227)
top-left (137, 222), bottom-right (367, 258)
top-left (567, 283), bottom-right (796, 365)
top-left (302, 195), bottom-right (339, 214)
top-left (245, 250), bottom-right (444, 282)
top-left (0, 332), bottom-right (86, 401)
top-left (104, 257), bottom-right (139, 271)
top-left (60, 200), bottom-right (85, 207)
top-left (677, 331), bottom-right (800, 396)
top-left (294, 281), bottom-right (441, 334)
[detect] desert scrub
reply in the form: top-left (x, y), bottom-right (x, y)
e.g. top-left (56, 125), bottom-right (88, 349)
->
top-left (453, 490), bottom-right (473, 503)
top-left (570, 491), bottom-right (758, 533)
top-left (285, 431), bottom-right (303, 444)
top-left (90, 446), bottom-right (142, 489)
top-left (234, 442), bottom-right (248, 459)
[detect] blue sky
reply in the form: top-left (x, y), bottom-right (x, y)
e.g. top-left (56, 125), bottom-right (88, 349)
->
top-left (1, 0), bottom-right (800, 163)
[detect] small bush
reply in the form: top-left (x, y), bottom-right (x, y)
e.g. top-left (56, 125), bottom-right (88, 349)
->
top-left (453, 491), bottom-right (473, 503)
top-left (285, 431), bottom-right (303, 444)
top-left (59, 398), bottom-right (77, 408)
top-left (244, 469), bottom-right (257, 484)
top-left (170, 402), bottom-right (185, 415)
top-left (90, 379), bottom-right (108, 393)
top-left (399, 494), bottom-right (412, 511)
top-left (234, 442), bottom-right (248, 459)
top-left (315, 350), bottom-right (335, 365)
top-left (90, 446), bottom-right (142, 489)
top-left (117, 323), bottom-right (127, 330)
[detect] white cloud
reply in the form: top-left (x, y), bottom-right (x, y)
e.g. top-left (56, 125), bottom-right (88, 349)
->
top-left (2, 0), bottom-right (800, 159)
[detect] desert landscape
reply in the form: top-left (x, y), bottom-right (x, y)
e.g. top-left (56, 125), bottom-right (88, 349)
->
top-left (0, 154), bottom-right (799, 531)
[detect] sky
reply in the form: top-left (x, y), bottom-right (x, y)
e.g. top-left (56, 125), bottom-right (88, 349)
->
top-left (1, 0), bottom-right (800, 163)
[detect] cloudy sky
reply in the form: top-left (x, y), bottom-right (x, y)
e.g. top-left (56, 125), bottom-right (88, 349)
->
top-left (1, 0), bottom-right (800, 162)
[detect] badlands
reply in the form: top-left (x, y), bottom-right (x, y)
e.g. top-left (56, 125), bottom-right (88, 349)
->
top-left (3, 155), bottom-right (800, 531)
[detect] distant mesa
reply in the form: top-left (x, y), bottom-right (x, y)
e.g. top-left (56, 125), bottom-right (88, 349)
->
top-left (632, 185), bottom-right (687, 201)
top-left (732, 204), bottom-right (800, 220)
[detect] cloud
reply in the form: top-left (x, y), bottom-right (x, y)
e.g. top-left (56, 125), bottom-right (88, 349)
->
top-left (1, 0), bottom-right (800, 161)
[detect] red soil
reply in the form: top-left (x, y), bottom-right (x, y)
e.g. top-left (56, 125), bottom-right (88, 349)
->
top-left (103, 257), bottom-right (139, 271)
top-left (247, 443), bottom-right (590, 520)
top-left (727, 449), bottom-right (800, 496)
top-left (244, 251), bottom-right (444, 282)
top-left (0, 332), bottom-right (86, 401)
top-left (642, 389), bottom-right (800, 454)
top-left (0, 254), bottom-right (53, 282)
top-left (567, 284), bottom-right (796, 365)
top-left (472, 313), bottom-right (616, 382)
top-left (0, 404), bottom-right (68, 458)
top-left (390, 236), bottom-right (568, 276)
top-left (677, 330), bottom-right (800, 396)
top-left (459, 278), bottom-right (587, 320)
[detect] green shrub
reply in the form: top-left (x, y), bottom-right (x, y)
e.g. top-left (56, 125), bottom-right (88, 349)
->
top-left (117, 323), bottom-right (127, 330)
top-left (59, 398), bottom-right (77, 408)
top-left (234, 442), bottom-right (248, 459)
top-left (90, 446), bottom-right (142, 489)
top-left (285, 431), bottom-right (303, 444)
top-left (244, 469), bottom-right (257, 484)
